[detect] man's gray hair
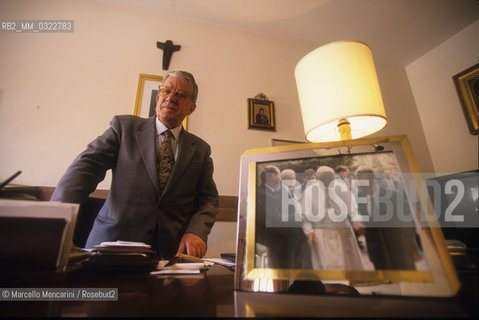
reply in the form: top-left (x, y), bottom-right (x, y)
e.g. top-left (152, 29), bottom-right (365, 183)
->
top-left (281, 169), bottom-right (296, 180)
top-left (164, 70), bottom-right (198, 103)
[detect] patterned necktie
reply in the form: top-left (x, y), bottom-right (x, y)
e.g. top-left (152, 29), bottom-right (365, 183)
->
top-left (158, 130), bottom-right (175, 191)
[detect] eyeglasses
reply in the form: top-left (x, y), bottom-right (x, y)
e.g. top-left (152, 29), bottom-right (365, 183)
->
top-left (158, 86), bottom-right (190, 100)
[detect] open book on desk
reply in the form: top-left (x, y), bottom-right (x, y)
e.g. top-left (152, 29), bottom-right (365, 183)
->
top-left (0, 199), bottom-right (79, 272)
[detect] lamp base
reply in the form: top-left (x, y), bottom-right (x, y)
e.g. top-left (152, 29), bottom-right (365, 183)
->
top-left (337, 119), bottom-right (352, 140)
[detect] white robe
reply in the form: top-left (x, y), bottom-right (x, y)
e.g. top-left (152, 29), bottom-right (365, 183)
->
top-left (301, 179), bottom-right (372, 271)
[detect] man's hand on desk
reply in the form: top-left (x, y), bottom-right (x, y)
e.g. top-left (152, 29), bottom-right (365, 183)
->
top-left (176, 232), bottom-right (207, 258)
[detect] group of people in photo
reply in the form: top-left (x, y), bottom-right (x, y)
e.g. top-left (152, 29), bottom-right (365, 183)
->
top-left (255, 157), bottom-right (426, 273)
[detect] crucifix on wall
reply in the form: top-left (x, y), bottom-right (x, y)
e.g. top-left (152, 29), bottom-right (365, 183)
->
top-left (156, 40), bottom-right (181, 70)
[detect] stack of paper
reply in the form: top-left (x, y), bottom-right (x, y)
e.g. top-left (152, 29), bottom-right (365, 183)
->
top-left (150, 256), bottom-right (236, 277)
top-left (98, 240), bottom-right (151, 248)
top-left (84, 241), bottom-right (158, 273)
top-left (151, 259), bottom-right (212, 275)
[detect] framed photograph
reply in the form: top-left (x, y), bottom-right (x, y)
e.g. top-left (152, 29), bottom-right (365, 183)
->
top-left (248, 98), bottom-right (275, 131)
top-left (453, 63), bottom-right (479, 135)
top-left (235, 135), bottom-right (459, 297)
top-left (133, 73), bottom-right (188, 130)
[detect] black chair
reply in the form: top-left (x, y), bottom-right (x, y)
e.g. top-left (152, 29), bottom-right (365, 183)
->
top-left (73, 197), bottom-right (105, 248)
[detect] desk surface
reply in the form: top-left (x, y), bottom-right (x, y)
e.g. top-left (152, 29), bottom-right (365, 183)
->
top-left (1, 264), bottom-right (477, 318)
top-left (0, 265), bottom-right (235, 318)
top-left (67, 266), bottom-right (235, 317)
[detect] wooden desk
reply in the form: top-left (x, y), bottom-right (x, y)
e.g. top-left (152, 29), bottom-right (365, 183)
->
top-left (0, 265), bottom-right (235, 318)
top-left (235, 290), bottom-right (471, 318)
top-left (1, 264), bottom-right (477, 318)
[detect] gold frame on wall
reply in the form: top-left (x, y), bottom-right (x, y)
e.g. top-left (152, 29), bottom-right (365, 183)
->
top-left (453, 63), bottom-right (479, 135)
top-left (248, 98), bottom-right (275, 131)
top-left (234, 135), bottom-right (459, 297)
top-left (133, 73), bottom-right (188, 130)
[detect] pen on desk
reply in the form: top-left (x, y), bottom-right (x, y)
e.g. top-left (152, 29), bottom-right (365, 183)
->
top-left (178, 253), bottom-right (204, 262)
top-left (0, 170), bottom-right (22, 190)
top-left (165, 253), bottom-right (203, 266)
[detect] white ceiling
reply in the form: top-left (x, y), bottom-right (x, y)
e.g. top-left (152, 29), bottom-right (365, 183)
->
top-left (98, 0), bottom-right (479, 65)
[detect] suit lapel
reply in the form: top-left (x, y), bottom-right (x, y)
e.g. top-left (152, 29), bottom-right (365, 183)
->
top-left (135, 117), bottom-right (160, 195)
top-left (162, 130), bottom-right (195, 195)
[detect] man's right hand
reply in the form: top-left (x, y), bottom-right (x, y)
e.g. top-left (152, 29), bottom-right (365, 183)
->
top-left (175, 232), bottom-right (207, 258)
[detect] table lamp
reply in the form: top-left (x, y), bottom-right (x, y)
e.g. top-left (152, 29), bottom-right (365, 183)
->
top-left (295, 40), bottom-right (387, 142)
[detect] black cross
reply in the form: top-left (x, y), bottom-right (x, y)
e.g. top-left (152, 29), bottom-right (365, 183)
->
top-left (156, 40), bottom-right (181, 70)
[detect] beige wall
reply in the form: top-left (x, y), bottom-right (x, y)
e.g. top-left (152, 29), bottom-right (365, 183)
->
top-left (406, 19), bottom-right (479, 174)
top-left (0, 0), bottom-right (310, 196)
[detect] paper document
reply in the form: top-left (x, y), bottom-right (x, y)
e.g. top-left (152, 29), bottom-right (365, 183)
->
top-left (98, 240), bottom-right (151, 248)
top-left (150, 269), bottom-right (201, 275)
top-left (152, 260), bottom-right (209, 276)
top-left (157, 260), bottom-right (212, 270)
top-left (203, 258), bottom-right (236, 268)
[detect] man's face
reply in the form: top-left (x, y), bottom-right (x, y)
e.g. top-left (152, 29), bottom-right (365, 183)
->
top-left (282, 172), bottom-right (296, 190)
top-left (339, 169), bottom-right (349, 179)
top-left (384, 170), bottom-right (392, 179)
top-left (318, 172), bottom-right (335, 186)
top-left (267, 171), bottom-right (281, 190)
top-left (156, 76), bottom-right (196, 128)
top-left (303, 173), bottom-right (315, 184)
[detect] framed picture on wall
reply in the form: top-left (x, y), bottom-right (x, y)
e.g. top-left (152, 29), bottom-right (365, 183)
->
top-left (248, 98), bottom-right (275, 131)
top-left (453, 63), bottom-right (479, 135)
top-left (133, 73), bottom-right (188, 130)
top-left (235, 135), bottom-right (459, 298)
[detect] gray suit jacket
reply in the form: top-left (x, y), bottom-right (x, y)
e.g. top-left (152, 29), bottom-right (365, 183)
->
top-left (51, 115), bottom-right (219, 258)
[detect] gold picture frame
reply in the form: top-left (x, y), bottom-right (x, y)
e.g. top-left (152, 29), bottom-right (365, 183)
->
top-left (133, 73), bottom-right (188, 130)
top-left (234, 135), bottom-right (459, 297)
top-left (248, 98), bottom-right (275, 131)
top-left (453, 63), bottom-right (479, 135)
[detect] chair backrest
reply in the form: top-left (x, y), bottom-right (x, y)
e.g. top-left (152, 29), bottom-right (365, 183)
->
top-left (73, 197), bottom-right (105, 248)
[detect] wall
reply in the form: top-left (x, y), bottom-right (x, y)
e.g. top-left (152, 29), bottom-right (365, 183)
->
top-left (406, 19), bottom-right (479, 174)
top-left (0, 0), bottom-right (310, 195)
top-left (0, 0), bottom-right (436, 256)
top-left (373, 62), bottom-right (434, 172)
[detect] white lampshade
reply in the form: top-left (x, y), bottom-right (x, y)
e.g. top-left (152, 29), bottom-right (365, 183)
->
top-left (295, 40), bottom-right (387, 142)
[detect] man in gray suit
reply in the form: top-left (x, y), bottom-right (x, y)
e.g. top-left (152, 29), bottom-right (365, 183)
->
top-left (51, 71), bottom-right (218, 259)
top-left (355, 167), bottom-right (421, 270)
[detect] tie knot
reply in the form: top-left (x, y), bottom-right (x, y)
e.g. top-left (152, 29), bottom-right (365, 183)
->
top-left (163, 130), bottom-right (173, 140)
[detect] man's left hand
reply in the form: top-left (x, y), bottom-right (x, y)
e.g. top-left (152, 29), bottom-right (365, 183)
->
top-left (176, 233), bottom-right (207, 258)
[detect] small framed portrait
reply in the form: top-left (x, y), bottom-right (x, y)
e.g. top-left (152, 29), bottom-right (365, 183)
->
top-left (453, 63), bottom-right (479, 135)
top-left (248, 98), bottom-right (275, 131)
top-left (235, 135), bottom-right (460, 298)
top-left (133, 73), bottom-right (188, 130)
